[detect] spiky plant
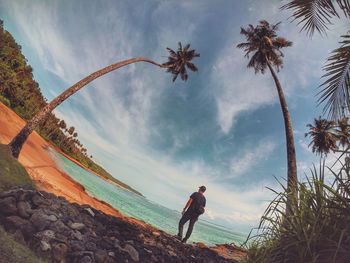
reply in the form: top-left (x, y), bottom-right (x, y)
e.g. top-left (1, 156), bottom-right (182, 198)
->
top-left (244, 159), bottom-right (350, 263)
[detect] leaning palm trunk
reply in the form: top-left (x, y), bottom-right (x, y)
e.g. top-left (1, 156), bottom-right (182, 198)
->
top-left (266, 59), bottom-right (298, 211)
top-left (9, 57), bottom-right (164, 158)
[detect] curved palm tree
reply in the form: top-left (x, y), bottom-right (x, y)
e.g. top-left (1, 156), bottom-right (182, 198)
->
top-left (282, 1), bottom-right (350, 120)
top-left (9, 42), bottom-right (199, 158)
top-left (237, 21), bottom-right (297, 197)
top-left (305, 117), bottom-right (338, 156)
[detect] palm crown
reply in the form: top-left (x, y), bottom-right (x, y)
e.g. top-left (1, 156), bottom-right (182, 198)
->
top-left (237, 20), bottom-right (292, 73)
top-left (305, 117), bottom-right (338, 156)
top-left (162, 42), bottom-right (200, 82)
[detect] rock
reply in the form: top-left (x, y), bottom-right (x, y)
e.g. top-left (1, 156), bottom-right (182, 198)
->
top-left (17, 201), bottom-right (33, 218)
top-left (84, 207), bottom-right (95, 217)
top-left (3, 216), bottom-right (35, 238)
top-left (85, 241), bottom-right (97, 251)
top-left (40, 240), bottom-right (51, 251)
top-left (51, 220), bottom-right (70, 234)
top-left (53, 243), bottom-right (68, 262)
top-left (94, 249), bottom-right (108, 263)
top-left (123, 244), bottom-right (139, 262)
top-left (144, 248), bottom-right (152, 254)
top-left (70, 222), bottom-right (85, 230)
top-left (0, 196), bottom-right (17, 215)
top-left (152, 231), bottom-right (161, 237)
top-left (47, 214), bottom-right (58, 222)
top-left (35, 229), bottom-right (55, 241)
top-left (54, 232), bottom-right (68, 243)
top-left (79, 255), bottom-right (93, 263)
top-left (70, 240), bottom-right (85, 251)
top-left (30, 210), bottom-right (52, 231)
top-left (32, 194), bottom-right (50, 207)
top-left (126, 240), bottom-right (134, 245)
top-left (71, 230), bottom-right (83, 241)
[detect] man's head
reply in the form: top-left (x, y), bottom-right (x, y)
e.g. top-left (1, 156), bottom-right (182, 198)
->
top-left (198, 185), bottom-right (206, 193)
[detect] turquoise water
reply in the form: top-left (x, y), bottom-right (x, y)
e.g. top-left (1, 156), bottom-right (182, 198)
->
top-left (48, 149), bottom-right (246, 245)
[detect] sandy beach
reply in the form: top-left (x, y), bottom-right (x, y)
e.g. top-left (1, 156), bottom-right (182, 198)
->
top-left (0, 102), bottom-right (125, 218)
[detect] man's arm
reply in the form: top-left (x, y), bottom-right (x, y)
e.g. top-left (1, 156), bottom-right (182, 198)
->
top-left (182, 198), bottom-right (193, 215)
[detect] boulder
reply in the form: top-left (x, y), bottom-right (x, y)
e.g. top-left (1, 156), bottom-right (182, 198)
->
top-left (17, 201), bottom-right (33, 218)
top-left (53, 243), bottom-right (68, 262)
top-left (0, 196), bottom-right (17, 215)
top-left (123, 244), bottom-right (139, 262)
top-left (3, 215), bottom-right (35, 238)
top-left (94, 249), bottom-right (108, 263)
top-left (40, 240), bottom-right (51, 251)
top-left (70, 222), bottom-right (85, 230)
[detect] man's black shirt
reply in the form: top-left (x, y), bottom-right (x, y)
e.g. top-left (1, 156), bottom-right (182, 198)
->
top-left (186, 192), bottom-right (206, 216)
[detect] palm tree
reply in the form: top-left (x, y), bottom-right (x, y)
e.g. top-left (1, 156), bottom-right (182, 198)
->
top-left (336, 117), bottom-right (350, 148)
top-left (237, 21), bottom-right (297, 199)
top-left (305, 117), bottom-right (338, 156)
top-left (8, 42), bottom-right (199, 158)
top-left (282, 1), bottom-right (350, 120)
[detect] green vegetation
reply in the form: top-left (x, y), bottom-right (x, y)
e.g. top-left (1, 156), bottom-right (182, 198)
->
top-left (0, 144), bottom-right (33, 192)
top-left (282, 0), bottom-right (350, 119)
top-left (0, 225), bottom-right (47, 263)
top-left (0, 21), bottom-right (142, 195)
top-left (244, 159), bottom-right (350, 262)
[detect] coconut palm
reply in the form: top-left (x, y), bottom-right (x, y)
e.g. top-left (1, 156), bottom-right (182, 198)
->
top-left (282, 1), bottom-right (350, 120)
top-left (8, 42), bottom-right (199, 158)
top-left (305, 117), bottom-right (338, 156)
top-left (336, 117), bottom-right (350, 148)
top-left (237, 21), bottom-right (297, 196)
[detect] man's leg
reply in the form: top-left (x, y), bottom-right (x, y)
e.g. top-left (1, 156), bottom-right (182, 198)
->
top-left (182, 216), bottom-right (198, 243)
top-left (177, 213), bottom-right (190, 239)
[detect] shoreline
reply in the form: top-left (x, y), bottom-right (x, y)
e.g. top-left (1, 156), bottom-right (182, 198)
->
top-left (0, 103), bottom-right (147, 226)
top-left (0, 102), bottom-right (246, 260)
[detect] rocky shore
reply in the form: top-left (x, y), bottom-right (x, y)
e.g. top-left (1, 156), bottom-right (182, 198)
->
top-left (0, 187), bottom-right (244, 263)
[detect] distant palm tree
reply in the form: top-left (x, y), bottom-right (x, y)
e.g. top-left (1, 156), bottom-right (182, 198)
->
top-left (282, 0), bottom-right (350, 120)
top-left (8, 42), bottom-right (199, 158)
top-left (305, 117), bottom-right (338, 156)
top-left (337, 117), bottom-right (350, 148)
top-left (237, 21), bottom-right (297, 200)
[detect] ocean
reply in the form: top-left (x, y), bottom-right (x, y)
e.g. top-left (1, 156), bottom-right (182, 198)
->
top-left (48, 149), bottom-right (247, 246)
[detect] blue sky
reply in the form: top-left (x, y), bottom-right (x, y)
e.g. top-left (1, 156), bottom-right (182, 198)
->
top-left (0, 0), bottom-right (348, 232)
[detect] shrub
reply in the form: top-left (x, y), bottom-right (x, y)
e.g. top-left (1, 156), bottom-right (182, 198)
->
top-left (244, 159), bottom-right (350, 263)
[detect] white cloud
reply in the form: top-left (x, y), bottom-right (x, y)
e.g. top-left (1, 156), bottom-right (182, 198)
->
top-left (228, 140), bottom-right (276, 179)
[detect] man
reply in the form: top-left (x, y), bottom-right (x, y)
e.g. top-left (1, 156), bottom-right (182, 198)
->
top-left (177, 186), bottom-right (206, 243)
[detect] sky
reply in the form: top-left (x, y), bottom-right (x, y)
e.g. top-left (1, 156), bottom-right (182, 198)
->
top-left (0, 0), bottom-right (348, 233)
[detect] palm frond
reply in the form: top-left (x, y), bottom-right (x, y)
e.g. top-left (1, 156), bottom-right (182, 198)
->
top-left (281, 0), bottom-right (338, 36)
top-left (318, 34), bottom-right (350, 120)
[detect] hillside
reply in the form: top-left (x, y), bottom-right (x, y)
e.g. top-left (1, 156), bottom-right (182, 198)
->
top-left (0, 19), bottom-right (141, 196)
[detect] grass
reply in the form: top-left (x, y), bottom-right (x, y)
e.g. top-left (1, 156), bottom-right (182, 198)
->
top-left (0, 225), bottom-right (47, 263)
top-left (244, 159), bottom-right (350, 263)
top-left (0, 144), bottom-right (33, 192)
top-left (0, 144), bottom-right (46, 262)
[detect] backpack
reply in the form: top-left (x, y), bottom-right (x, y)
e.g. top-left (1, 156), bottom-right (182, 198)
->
top-left (197, 205), bottom-right (205, 215)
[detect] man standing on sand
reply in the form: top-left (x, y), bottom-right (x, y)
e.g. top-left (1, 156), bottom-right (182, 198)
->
top-left (177, 186), bottom-right (206, 243)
